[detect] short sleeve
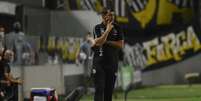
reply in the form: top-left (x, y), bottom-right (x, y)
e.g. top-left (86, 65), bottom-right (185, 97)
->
top-left (93, 25), bottom-right (101, 39)
top-left (116, 25), bottom-right (124, 41)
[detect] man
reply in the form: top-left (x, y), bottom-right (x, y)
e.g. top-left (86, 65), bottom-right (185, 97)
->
top-left (1, 49), bottom-right (22, 84)
top-left (79, 32), bottom-right (93, 76)
top-left (6, 22), bottom-right (25, 65)
top-left (0, 49), bottom-right (22, 100)
top-left (0, 48), bottom-right (8, 100)
top-left (77, 32), bottom-right (94, 94)
top-left (92, 8), bottom-right (124, 101)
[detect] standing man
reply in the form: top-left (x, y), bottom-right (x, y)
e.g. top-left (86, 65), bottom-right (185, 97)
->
top-left (92, 8), bottom-right (124, 101)
top-left (79, 32), bottom-right (94, 77)
top-left (78, 32), bottom-right (94, 93)
top-left (6, 22), bottom-right (25, 65)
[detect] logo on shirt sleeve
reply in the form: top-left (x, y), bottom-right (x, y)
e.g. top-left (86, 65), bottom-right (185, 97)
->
top-left (113, 29), bottom-right (118, 35)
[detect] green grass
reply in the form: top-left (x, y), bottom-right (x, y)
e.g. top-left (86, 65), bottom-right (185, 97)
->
top-left (80, 85), bottom-right (201, 101)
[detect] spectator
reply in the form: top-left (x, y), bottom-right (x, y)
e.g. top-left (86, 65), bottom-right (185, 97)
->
top-left (78, 32), bottom-right (94, 76)
top-left (77, 32), bottom-right (94, 93)
top-left (0, 47), bottom-right (7, 100)
top-left (6, 21), bottom-right (26, 65)
top-left (67, 38), bottom-right (80, 63)
top-left (0, 26), bottom-right (5, 49)
top-left (0, 49), bottom-right (22, 100)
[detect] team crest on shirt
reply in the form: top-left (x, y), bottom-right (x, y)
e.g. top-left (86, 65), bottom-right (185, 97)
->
top-left (113, 29), bottom-right (118, 35)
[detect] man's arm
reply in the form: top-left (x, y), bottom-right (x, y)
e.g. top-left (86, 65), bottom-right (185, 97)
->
top-left (94, 30), bottom-right (110, 46)
top-left (0, 80), bottom-right (10, 85)
top-left (5, 73), bottom-right (22, 85)
top-left (93, 22), bottom-right (113, 46)
top-left (9, 73), bottom-right (22, 84)
top-left (107, 23), bottom-right (124, 48)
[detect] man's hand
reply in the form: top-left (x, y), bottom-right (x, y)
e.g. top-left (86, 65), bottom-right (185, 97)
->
top-left (12, 78), bottom-right (23, 85)
top-left (16, 79), bottom-right (23, 85)
top-left (0, 80), bottom-right (11, 86)
top-left (106, 22), bottom-right (113, 32)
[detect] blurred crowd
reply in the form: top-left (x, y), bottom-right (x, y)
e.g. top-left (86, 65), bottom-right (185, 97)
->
top-left (0, 22), bottom-right (35, 66)
top-left (0, 22), bottom-right (92, 66)
top-left (0, 22), bottom-right (25, 100)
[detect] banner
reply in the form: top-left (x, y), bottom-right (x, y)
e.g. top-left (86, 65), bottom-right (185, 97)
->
top-left (7, 27), bottom-right (201, 70)
top-left (67, 0), bottom-right (193, 27)
top-left (67, 0), bottom-right (201, 71)
top-left (40, 36), bottom-right (82, 64)
top-left (123, 25), bottom-right (201, 71)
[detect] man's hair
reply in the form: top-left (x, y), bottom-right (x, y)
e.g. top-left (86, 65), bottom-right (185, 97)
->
top-left (100, 8), bottom-right (109, 16)
top-left (13, 21), bottom-right (21, 30)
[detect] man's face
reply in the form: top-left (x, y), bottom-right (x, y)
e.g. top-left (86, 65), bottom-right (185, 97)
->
top-left (0, 27), bottom-right (4, 32)
top-left (102, 11), bottom-right (114, 24)
top-left (4, 50), bottom-right (14, 62)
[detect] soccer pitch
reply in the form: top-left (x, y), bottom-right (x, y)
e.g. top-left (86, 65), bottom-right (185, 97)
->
top-left (80, 85), bottom-right (201, 101)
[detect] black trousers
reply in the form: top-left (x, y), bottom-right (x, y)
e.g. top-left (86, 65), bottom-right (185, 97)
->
top-left (93, 58), bottom-right (117, 101)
